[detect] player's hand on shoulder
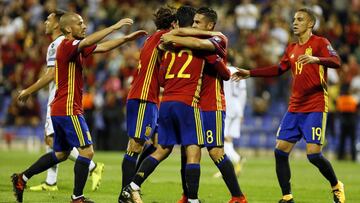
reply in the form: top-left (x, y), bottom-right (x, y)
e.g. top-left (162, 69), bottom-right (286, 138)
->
top-left (211, 31), bottom-right (224, 37)
top-left (161, 33), bottom-right (174, 44)
top-left (297, 54), bottom-right (320, 65)
top-left (17, 90), bottom-right (30, 103)
top-left (111, 18), bottom-right (134, 30)
top-left (168, 28), bottom-right (180, 35)
top-left (231, 68), bottom-right (250, 82)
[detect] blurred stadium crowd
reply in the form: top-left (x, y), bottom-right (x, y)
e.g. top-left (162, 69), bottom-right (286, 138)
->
top-left (0, 0), bottom-right (359, 157)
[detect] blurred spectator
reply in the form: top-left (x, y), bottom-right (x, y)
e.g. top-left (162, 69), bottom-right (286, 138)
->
top-left (327, 69), bottom-right (340, 138)
top-left (234, 0), bottom-right (259, 31)
top-left (101, 92), bottom-right (126, 150)
top-left (6, 91), bottom-right (41, 127)
top-left (336, 84), bottom-right (358, 161)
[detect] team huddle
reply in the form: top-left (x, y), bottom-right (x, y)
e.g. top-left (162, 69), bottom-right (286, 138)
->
top-left (11, 4), bottom-right (345, 203)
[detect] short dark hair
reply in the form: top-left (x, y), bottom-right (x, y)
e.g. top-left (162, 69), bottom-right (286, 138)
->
top-left (54, 9), bottom-right (66, 21)
top-left (153, 6), bottom-right (177, 30)
top-left (297, 7), bottom-right (316, 28)
top-left (176, 6), bottom-right (196, 27)
top-left (196, 7), bottom-right (217, 24)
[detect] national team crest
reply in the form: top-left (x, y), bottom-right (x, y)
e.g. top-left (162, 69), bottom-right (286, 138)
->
top-left (145, 125), bottom-right (152, 137)
top-left (305, 47), bottom-right (312, 56)
top-left (49, 48), bottom-right (56, 56)
top-left (327, 44), bottom-right (337, 56)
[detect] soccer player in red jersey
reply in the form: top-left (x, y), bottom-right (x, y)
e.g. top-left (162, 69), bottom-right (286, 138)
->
top-left (233, 8), bottom-right (345, 203)
top-left (11, 12), bottom-right (146, 203)
top-left (161, 7), bottom-right (247, 203)
top-left (17, 10), bottom-right (104, 193)
top-left (118, 7), bottom-right (177, 203)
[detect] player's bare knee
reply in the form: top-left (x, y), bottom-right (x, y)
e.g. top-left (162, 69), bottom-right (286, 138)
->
top-left (127, 138), bottom-right (145, 153)
top-left (55, 151), bottom-right (70, 161)
top-left (224, 136), bottom-right (232, 142)
top-left (306, 143), bottom-right (321, 154)
top-left (44, 136), bottom-right (54, 147)
top-left (151, 145), bottom-right (172, 161)
top-left (78, 145), bottom-right (94, 159)
top-left (275, 139), bottom-right (294, 153)
top-left (186, 145), bottom-right (201, 163)
top-left (208, 147), bottom-right (225, 161)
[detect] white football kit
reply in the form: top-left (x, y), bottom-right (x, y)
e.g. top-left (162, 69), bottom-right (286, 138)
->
top-left (45, 35), bottom-right (64, 136)
top-left (224, 66), bottom-right (247, 139)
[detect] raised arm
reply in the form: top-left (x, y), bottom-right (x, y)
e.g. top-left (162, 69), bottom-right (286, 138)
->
top-left (162, 34), bottom-right (215, 51)
top-left (94, 30), bottom-right (147, 53)
top-left (18, 68), bottom-right (54, 102)
top-left (78, 18), bottom-right (134, 51)
top-left (169, 27), bottom-right (223, 37)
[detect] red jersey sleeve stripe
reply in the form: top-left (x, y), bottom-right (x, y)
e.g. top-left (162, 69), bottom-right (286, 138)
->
top-left (140, 49), bottom-right (158, 100)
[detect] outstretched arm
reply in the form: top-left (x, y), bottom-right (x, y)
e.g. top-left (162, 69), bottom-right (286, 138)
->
top-left (18, 68), bottom-right (55, 102)
top-left (78, 18), bottom-right (134, 51)
top-left (231, 68), bottom-right (250, 82)
top-left (232, 65), bottom-right (285, 81)
top-left (94, 30), bottom-right (147, 53)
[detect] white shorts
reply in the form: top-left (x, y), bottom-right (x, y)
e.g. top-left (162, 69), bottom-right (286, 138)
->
top-left (45, 108), bottom-right (54, 136)
top-left (224, 114), bottom-right (241, 139)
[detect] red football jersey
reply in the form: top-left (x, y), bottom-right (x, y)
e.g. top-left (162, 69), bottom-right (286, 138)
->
top-left (51, 39), bottom-right (96, 116)
top-left (199, 35), bottom-right (228, 111)
top-left (160, 48), bottom-right (206, 107)
top-left (127, 30), bottom-right (169, 104)
top-left (279, 35), bottom-right (339, 112)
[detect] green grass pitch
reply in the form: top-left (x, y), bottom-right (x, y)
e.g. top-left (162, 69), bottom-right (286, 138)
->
top-left (0, 149), bottom-right (359, 202)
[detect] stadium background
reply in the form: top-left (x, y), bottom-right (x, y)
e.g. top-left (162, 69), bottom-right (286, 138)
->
top-left (0, 0), bottom-right (360, 202)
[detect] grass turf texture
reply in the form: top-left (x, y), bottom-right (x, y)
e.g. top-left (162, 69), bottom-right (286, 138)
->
top-left (0, 149), bottom-right (359, 203)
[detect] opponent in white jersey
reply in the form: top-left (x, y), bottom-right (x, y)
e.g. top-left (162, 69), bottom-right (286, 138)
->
top-left (17, 10), bottom-right (104, 192)
top-left (44, 35), bottom-right (64, 135)
top-left (224, 66), bottom-right (247, 175)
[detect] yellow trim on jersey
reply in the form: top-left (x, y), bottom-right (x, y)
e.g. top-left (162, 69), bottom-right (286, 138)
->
top-left (140, 49), bottom-right (158, 100)
top-left (319, 65), bottom-right (328, 112)
top-left (321, 112), bottom-right (327, 145)
top-left (194, 107), bottom-right (204, 145)
top-left (55, 60), bottom-right (58, 89)
top-left (215, 75), bottom-right (222, 110)
top-left (135, 102), bottom-right (147, 138)
top-left (71, 115), bottom-right (85, 146)
top-left (216, 110), bottom-right (223, 145)
top-left (66, 63), bottom-right (75, 115)
top-left (191, 61), bottom-right (205, 107)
